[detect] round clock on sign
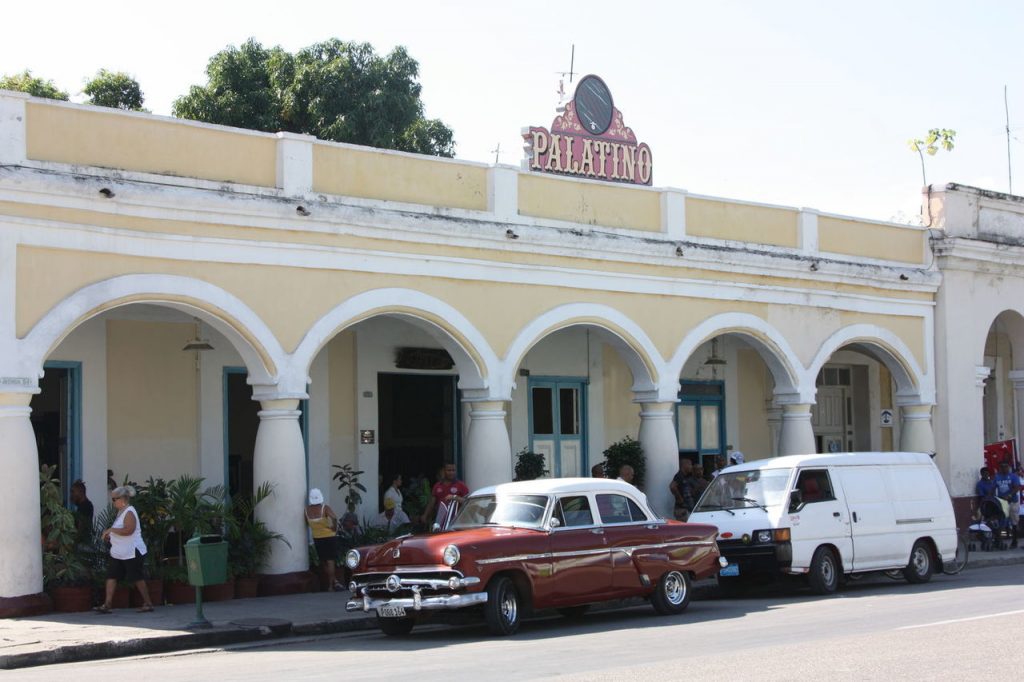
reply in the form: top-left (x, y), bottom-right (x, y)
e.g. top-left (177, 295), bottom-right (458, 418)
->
top-left (573, 75), bottom-right (614, 135)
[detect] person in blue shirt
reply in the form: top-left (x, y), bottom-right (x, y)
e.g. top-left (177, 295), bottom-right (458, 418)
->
top-left (976, 467), bottom-right (997, 500)
top-left (993, 461), bottom-right (1021, 548)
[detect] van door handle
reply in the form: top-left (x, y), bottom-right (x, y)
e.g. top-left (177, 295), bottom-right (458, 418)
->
top-left (833, 512), bottom-right (841, 518)
top-left (852, 512), bottom-right (858, 522)
top-left (590, 528), bottom-right (604, 535)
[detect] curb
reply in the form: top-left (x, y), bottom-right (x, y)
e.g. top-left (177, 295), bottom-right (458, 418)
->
top-left (1, 556), bottom-right (1018, 670)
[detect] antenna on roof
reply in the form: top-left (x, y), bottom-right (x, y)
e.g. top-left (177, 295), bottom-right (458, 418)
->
top-left (1006, 85), bottom-right (1014, 195)
top-left (491, 142), bottom-right (501, 165)
top-left (556, 44), bottom-right (577, 105)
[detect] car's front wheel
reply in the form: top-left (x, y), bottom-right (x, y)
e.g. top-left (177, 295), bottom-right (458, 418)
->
top-left (651, 570), bottom-right (691, 615)
top-left (808, 546), bottom-right (839, 595)
top-left (376, 615), bottom-right (415, 636)
top-left (485, 576), bottom-right (522, 635)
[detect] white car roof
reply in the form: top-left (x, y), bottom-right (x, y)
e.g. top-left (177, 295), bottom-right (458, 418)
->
top-left (724, 451), bottom-right (936, 473)
top-left (471, 477), bottom-right (661, 520)
top-left (472, 477), bottom-right (641, 497)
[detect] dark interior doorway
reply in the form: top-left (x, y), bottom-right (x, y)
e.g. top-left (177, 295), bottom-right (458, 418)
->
top-left (224, 368), bottom-right (308, 500)
top-left (225, 370), bottom-right (260, 500)
top-left (378, 373), bottom-right (457, 505)
top-left (32, 363), bottom-right (80, 505)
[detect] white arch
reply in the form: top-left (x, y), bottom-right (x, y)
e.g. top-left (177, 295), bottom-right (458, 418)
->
top-left (667, 313), bottom-right (807, 402)
top-left (980, 310), bottom-right (1024, 370)
top-left (288, 288), bottom-right (498, 398)
top-left (502, 303), bottom-right (665, 401)
top-left (809, 324), bottom-right (933, 405)
top-left (19, 274), bottom-right (284, 388)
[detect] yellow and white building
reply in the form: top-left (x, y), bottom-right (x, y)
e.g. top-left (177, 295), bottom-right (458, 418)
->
top-left (0, 89), bottom-right (1014, 613)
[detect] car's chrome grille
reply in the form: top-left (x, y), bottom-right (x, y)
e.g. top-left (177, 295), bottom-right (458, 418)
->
top-left (352, 569), bottom-right (470, 598)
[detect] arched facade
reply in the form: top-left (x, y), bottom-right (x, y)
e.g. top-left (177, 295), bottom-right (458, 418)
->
top-left (0, 92), bottom-right (960, 613)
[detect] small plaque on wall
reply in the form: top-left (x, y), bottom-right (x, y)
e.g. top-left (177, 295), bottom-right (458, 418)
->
top-left (360, 430), bottom-right (375, 444)
top-left (395, 347), bottom-right (454, 370)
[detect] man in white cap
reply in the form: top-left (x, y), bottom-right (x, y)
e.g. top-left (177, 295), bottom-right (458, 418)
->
top-left (730, 451), bottom-right (745, 466)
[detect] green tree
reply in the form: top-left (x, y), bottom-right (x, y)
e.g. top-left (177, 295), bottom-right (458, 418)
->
top-left (83, 69), bottom-right (144, 111)
top-left (0, 70), bottom-right (69, 100)
top-left (173, 38), bottom-right (455, 157)
top-left (908, 128), bottom-right (956, 187)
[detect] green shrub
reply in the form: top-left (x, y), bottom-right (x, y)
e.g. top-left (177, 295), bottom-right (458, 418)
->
top-left (602, 436), bottom-right (646, 489)
top-left (514, 449), bottom-right (549, 481)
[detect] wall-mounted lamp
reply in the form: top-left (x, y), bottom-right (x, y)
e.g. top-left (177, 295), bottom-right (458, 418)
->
top-left (704, 338), bottom-right (727, 367)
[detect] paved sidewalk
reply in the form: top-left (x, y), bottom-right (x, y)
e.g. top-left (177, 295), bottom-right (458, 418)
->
top-left (1, 549), bottom-right (1020, 670)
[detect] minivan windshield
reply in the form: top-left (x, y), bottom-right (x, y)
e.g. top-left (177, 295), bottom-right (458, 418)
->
top-left (450, 494), bottom-right (550, 530)
top-left (693, 469), bottom-right (792, 512)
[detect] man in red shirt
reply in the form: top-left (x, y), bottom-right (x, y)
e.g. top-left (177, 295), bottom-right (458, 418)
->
top-left (421, 463), bottom-right (469, 529)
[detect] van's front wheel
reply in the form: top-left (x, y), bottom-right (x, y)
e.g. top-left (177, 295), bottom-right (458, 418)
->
top-left (808, 547), bottom-right (839, 594)
top-left (903, 540), bottom-right (934, 584)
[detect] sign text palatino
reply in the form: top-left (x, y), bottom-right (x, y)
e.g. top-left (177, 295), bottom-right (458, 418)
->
top-left (522, 75), bottom-right (652, 186)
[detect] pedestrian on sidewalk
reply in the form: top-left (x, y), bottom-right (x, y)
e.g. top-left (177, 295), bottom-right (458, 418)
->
top-left (96, 485), bottom-right (154, 613)
top-left (305, 488), bottom-right (340, 591)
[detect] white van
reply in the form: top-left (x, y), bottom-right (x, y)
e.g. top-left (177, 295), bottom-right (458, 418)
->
top-left (687, 452), bottom-right (957, 594)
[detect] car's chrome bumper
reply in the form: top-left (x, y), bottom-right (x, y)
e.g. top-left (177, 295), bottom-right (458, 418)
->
top-left (346, 591), bottom-right (488, 613)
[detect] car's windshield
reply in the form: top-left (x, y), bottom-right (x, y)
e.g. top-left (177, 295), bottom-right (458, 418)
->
top-left (450, 494), bottom-right (550, 530)
top-left (693, 469), bottom-right (792, 512)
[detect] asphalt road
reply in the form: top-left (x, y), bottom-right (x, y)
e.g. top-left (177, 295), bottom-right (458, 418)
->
top-left (13, 564), bottom-right (1024, 681)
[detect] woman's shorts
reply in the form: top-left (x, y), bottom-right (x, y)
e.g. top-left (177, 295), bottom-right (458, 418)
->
top-left (314, 536), bottom-right (339, 562)
top-left (106, 550), bottom-right (146, 582)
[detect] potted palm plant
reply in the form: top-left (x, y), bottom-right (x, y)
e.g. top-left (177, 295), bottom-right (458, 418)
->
top-left (40, 465), bottom-right (93, 612)
top-left (226, 481), bottom-right (288, 599)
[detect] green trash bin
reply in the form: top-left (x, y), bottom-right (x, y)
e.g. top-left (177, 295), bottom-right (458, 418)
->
top-left (185, 534), bottom-right (228, 587)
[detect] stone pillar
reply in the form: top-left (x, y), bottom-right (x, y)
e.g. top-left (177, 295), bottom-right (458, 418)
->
top-left (778, 403), bottom-right (816, 456)
top-left (898, 404), bottom-right (936, 453)
top-left (0, 393), bottom-right (50, 616)
top-left (463, 400), bottom-right (512, 491)
top-left (638, 402), bottom-right (679, 518)
top-left (253, 398), bottom-right (308, 577)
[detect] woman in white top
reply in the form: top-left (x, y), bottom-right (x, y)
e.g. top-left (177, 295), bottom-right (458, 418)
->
top-left (95, 486), bottom-right (153, 613)
top-left (383, 472), bottom-right (404, 512)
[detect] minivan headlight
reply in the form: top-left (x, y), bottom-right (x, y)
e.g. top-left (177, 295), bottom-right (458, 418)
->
top-left (345, 549), bottom-right (361, 569)
top-left (442, 544), bottom-right (460, 567)
top-left (756, 530), bottom-right (772, 544)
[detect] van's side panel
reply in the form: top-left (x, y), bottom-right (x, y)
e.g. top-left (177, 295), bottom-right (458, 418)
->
top-left (789, 468), bottom-right (853, 572)
top-left (833, 466), bottom-right (904, 569)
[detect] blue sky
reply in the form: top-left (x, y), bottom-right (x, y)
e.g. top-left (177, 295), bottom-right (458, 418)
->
top-left (3, 0), bottom-right (1021, 221)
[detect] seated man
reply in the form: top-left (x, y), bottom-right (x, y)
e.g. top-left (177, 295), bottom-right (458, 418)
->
top-left (371, 498), bottom-right (411, 535)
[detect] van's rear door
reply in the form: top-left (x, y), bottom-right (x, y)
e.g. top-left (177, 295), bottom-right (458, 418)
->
top-left (834, 466), bottom-right (902, 569)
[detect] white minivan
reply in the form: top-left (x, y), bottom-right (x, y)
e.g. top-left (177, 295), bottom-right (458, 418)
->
top-left (687, 451), bottom-right (958, 594)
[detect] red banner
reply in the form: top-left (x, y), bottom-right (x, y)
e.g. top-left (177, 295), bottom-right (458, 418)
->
top-left (983, 439), bottom-right (1018, 471)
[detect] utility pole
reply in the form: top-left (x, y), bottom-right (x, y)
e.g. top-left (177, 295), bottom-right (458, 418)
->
top-left (1006, 85), bottom-right (1014, 195)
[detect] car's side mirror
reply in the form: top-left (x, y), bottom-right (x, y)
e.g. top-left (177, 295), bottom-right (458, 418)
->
top-left (548, 517), bottom-right (561, 530)
top-left (431, 523), bottom-right (441, 533)
top-left (788, 490), bottom-right (803, 513)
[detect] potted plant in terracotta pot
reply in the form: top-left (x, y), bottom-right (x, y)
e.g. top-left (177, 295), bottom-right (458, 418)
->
top-left (226, 482), bottom-right (288, 599)
top-left (40, 465), bottom-right (93, 612)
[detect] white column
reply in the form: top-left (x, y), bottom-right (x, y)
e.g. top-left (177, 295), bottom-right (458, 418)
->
top-left (1008, 370), bottom-right (1024, 445)
top-left (798, 208), bottom-right (819, 254)
top-left (487, 166), bottom-right (519, 221)
top-left (0, 91), bottom-right (28, 165)
top-left (766, 405), bottom-right (783, 457)
top-left (0, 394), bottom-right (44, 599)
top-left (898, 404), bottom-right (936, 453)
top-left (275, 132), bottom-right (315, 196)
top-left (253, 398), bottom-right (308, 575)
top-left (778, 403), bottom-right (816, 456)
top-left (661, 188), bottom-right (687, 240)
top-left (464, 400), bottom-right (512, 491)
top-left (638, 402), bottom-right (679, 518)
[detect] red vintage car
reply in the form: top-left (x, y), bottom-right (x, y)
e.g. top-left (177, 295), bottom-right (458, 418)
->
top-left (345, 478), bottom-right (724, 636)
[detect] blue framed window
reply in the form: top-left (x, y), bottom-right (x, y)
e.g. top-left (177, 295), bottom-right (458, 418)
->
top-left (528, 376), bottom-right (587, 477)
top-left (677, 380), bottom-right (725, 470)
top-left (37, 361), bottom-right (82, 507)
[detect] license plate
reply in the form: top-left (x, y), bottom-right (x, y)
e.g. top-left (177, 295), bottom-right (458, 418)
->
top-left (720, 563), bottom-right (740, 576)
top-left (378, 604), bottom-right (407, 618)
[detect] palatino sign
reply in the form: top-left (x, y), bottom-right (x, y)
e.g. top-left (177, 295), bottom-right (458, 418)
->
top-left (523, 75), bottom-right (652, 186)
